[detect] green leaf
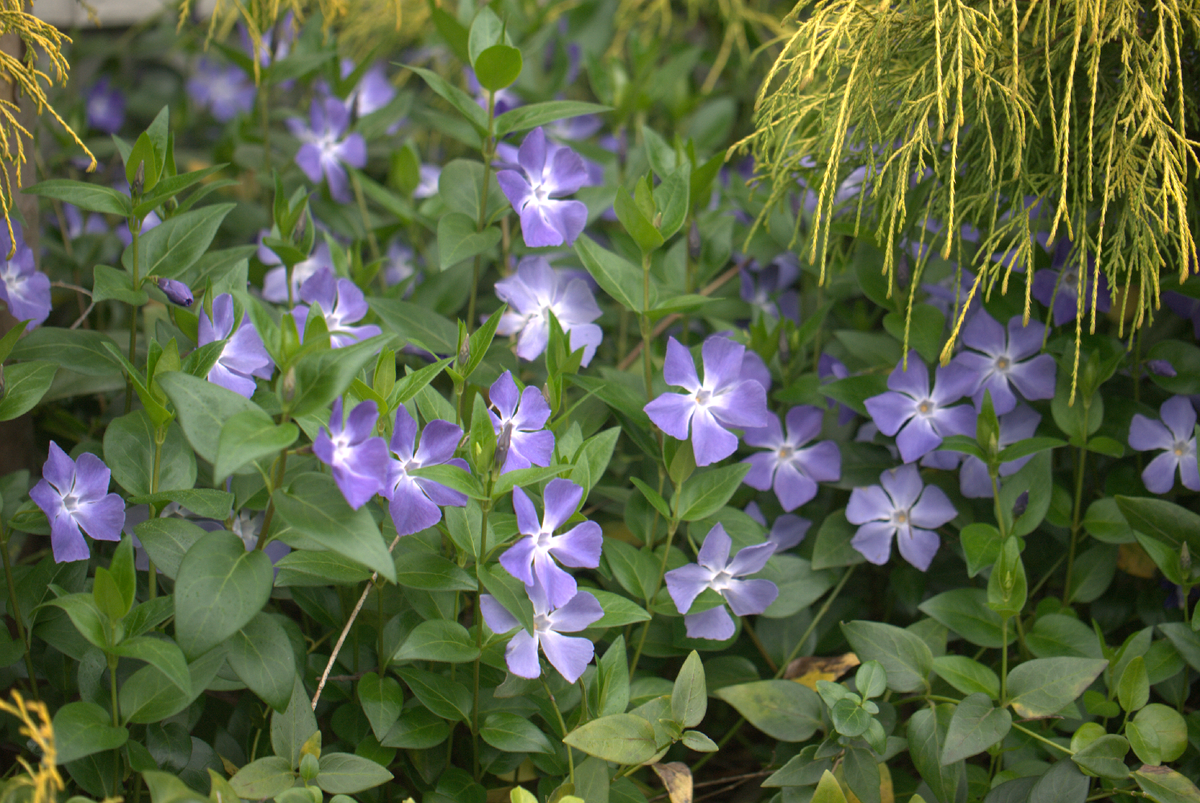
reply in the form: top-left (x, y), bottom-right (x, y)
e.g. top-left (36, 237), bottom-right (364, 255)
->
top-left (271, 676), bottom-right (318, 769)
top-left (437, 213), bottom-right (502, 269)
top-left (932, 655), bottom-right (1000, 699)
top-left (393, 619), bottom-right (480, 663)
top-left (104, 412), bottom-right (196, 497)
top-left (9, 328), bottom-right (122, 376)
top-left (494, 101), bottom-right (612, 137)
top-left (1114, 495), bottom-right (1200, 556)
top-left (406, 65), bottom-right (488, 135)
top-left (113, 636), bottom-right (191, 695)
top-left (758, 555), bottom-right (837, 618)
top-left (615, 182), bottom-right (664, 254)
top-left (127, 132), bottom-right (160, 192)
top-left (1117, 655), bottom-right (1150, 713)
top-left (574, 234), bottom-right (647, 312)
top-left (997, 437), bottom-right (1067, 462)
top-left (92, 264), bottom-right (149, 305)
top-left (273, 550), bottom-right (374, 587)
top-left (394, 551), bottom-right (476, 591)
top-left (380, 707), bottom-right (452, 749)
top-left (229, 756), bottom-right (296, 799)
top-left (908, 705), bottom-right (964, 803)
top-left (128, 203), bottom-right (235, 279)
top-left (569, 427), bottom-right (620, 496)
top-left (359, 672), bottom-right (404, 741)
top-left (590, 589), bottom-right (652, 629)
top-left (811, 511), bottom-right (867, 569)
top-left (714, 680), bottom-right (822, 741)
top-left (681, 730), bottom-right (718, 752)
top-left (1028, 758), bottom-right (1090, 803)
top-left (654, 166), bottom-right (690, 240)
top-left (960, 522), bottom-right (1003, 577)
top-left (124, 596), bottom-right (174, 639)
top-left (1127, 719), bottom-right (1162, 766)
top-left (43, 593), bottom-right (107, 649)
top-left (562, 713), bottom-right (659, 765)
top-left (290, 334), bottom-right (393, 418)
top-left (821, 374), bottom-right (889, 417)
top-left (675, 463), bottom-right (752, 521)
top-left (1071, 735), bottom-right (1130, 780)
top-left (941, 693), bottom-right (1012, 764)
top-left (1006, 658), bottom-right (1108, 719)
top-left (226, 612), bottom-right (296, 712)
top-left (987, 535), bottom-right (1027, 618)
top-left (273, 473), bottom-right (397, 583)
top-left (481, 712), bottom-right (554, 754)
top-left (315, 753), bottom-right (393, 794)
top-left (134, 164), bottom-right (227, 218)
top-left (479, 563), bottom-right (534, 634)
top-left (53, 702), bottom-right (129, 763)
top-left (157, 371), bottom-right (260, 465)
top-left (1158, 622), bottom-right (1200, 672)
top-left (396, 666), bottom-right (472, 724)
top-left (0, 361), bottom-right (57, 421)
top-left (883, 304), bottom-right (945, 364)
top-left (129, 490), bottom-right (232, 521)
top-left (1132, 766), bottom-right (1200, 803)
top-left (919, 589), bottom-right (1013, 648)
top-left (213, 409), bottom-right (298, 483)
top-left (474, 44), bottom-right (522, 92)
top-left (841, 620), bottom-right (933, 693)
top-left (120, 644), bottom-right (226, 724)
top-left (133, 518), bottom-right (208, 580)
top-left (467, 6), bottom-right (504, 65)
top-left (23, 179), bottom-right (131, 216)
top-left (173, 529), bottom-right (274, 659)
top-left (811, 770), bottom-right (849, 803)
top-left (671, 651), bottom-right (707, 728)
top-left (596, 636), bottom-right (630, 717)
top-left (1133, 703), bottom-right (1189, 763)
top-left (1025, 614), bottom-right (1104, 659)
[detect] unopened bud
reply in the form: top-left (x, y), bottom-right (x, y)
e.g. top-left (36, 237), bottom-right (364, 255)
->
top-left (1003, 569), bottom-right (1015, 593)
top-left (282, 367), bottom-right (296, 403)
top-left (494, 422), bottom-right (513, 474)
top-left (653, 212), bottom-right (663, 230)
top-left (457, 339), bottom-right (470, 369)
top-left (542, 383), bottom-right (553, 408)
top-left (132, 161), bottom-right (145, 197)
top-left (688, 220), bottom-right (701, 260)
top-left (1012, 490), bottom-right (1028, 519)
top-left (292, 213), bottom-right (306, 243)
top-left (156, 277), bottom-right (194, 307)
top-left (1182, 543), bottom-right (1191, 572)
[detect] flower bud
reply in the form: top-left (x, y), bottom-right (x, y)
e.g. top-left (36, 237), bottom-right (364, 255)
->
top-left (156, 278), bottom-right (194, 307)
top-left (132, 161), bottom-right (145, 197)
top-left (494, 422), bottom-right (513, 475)
top-left (1181, 542), bottom-right (1191, 573)
top-left (688, 220), bottom-right (701, 260)
top-left (282, 366), bottom-right (296, 403)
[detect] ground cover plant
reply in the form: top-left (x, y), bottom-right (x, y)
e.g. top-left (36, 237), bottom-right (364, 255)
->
top-left (1, 1), bottom-right (1199, 803)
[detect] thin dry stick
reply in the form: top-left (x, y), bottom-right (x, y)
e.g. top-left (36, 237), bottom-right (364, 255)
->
top-left (616, 260), bottom-right (748, 372)
top-left (312, 533), bottom-right (401, 709)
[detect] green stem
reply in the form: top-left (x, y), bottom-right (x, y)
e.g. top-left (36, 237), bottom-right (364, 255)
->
top-left (255, 440), bottom-right (289, 551)
top-left (774, 564), bottom-right (857, 678)
top-left (0, 524), bottom-right (38, 702)
top-left (472, 496), bottom-right (492, 782)
top-left (1063, 445), bottom-right (1087, 603)
top-left (124, 219), bottom-right (141, 414)
top-left (1000, 617), bottom-right (1009, 704)
top-left (744, 623), bottom-right (778, 675)
top-left (109, 653), bottom-right (120, 726)
top-left (542, 677), bottom-right (575, 786)
top-left (350, 170), bottom-right (380, 262)
top-left (1010, 721), bottom-right (1073, 755)
top-left (640, 251), bottom-right (654, 403)
top-left (629, 517), bottom-right (680, 676)
top-left (467, 91), bottom-right (498, 334)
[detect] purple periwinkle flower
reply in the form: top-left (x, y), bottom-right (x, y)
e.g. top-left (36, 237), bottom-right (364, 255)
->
top-left (242, 12), bottom-right (295, 67)
top-left (86, 78), bottom-right (125, 134)
top-left (1163, 292), bottom-right (1200, 339)
top-left (261, 239), bottom-right (335, 304)
top-left (495, 257), bottom-right (603, 366)
top-left (341, 60), bottom-right (395, 117)
top-left (488, 372), bottom-right (555, 473)
top-left (382, 240), bottom-right (418, 291)
top-left (846, 464), bottom-right (957, 571)
top-left (480, 583), bottom-right (603, 683)
top-left (291, 270), bottom-right (382, 348)
top-left (500, 479), bottom-right (602, 609)
top-left (864, 353), bottom-right (976, 464)
top-left (289, 97), bottom-right (367, 204)
top-left (198, 294), bottom-right (275, 398)
top-left (741, 350), bottom-right (772, 394)
top-left (188, 58), bottom-right (256, 122)
top-left (958, 405), bottom-right (1041, 498)
top-left (644, 336), bottom-right (770, 467)
top-left (740, 254), bottom-right (800, 323)
top-left (665, 523), bottom-right (779, 641)
top-left (496, 128), bottom-right (589, 248)
top-left (745, 502), bottom-right (811, 553)
top-left (818, 353), bottom-right (857, 426)
top-left (951, 311), bottom-right (1056, 414)
top-left (156, 278), bottom-right (193, 307)
top-left (1128, 396), bottom-right (1200, 493)
top-left (314, 399), bottom-right (391, 509)
top-left (1146, 359), bottom-right (1177, 378)
top-left (1031, 246), bottom-right (1111, 326)
top-left (0, 224), bottom-right (50, 329)
top-left (386, 407), bottom-right (467, 536)
top-left (30, 443), bottom-right (125, 563)
top-left (743, 406), bottom-right (841, 511)
top-left (61, 204), bottom-right (108, 239)
top-left (413, 164), bottom-right (441, 199)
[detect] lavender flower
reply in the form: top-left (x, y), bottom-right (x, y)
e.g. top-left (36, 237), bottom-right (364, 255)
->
top-left (198, 294), bottom-right (274, 398)
top-left (740, 254), bottom-right (800, 323)
top-left (480, 583), bottom-right (603, 683)
top-left (846, 464), bottom-right (957, 571)
top-left (343, 60), bottom-right (395, 117)
top-left (30, 443), bottom-right (125, 563)
top-left (495, 257), bottom-right (603, 366)
top-left (243, 12), bottom-right (294, 67)
top-left (496, 127), bottom-right (589, 248)
top-left (1031, 244), bottom-right (1111, 326)
top-left (382, 240), bottom-right (418, 291)
top-left (0, 224), bottom-right (50, 329)
top-left (818, 353), bottom-right (856, 426)
top-left (156, 278), bottom-right (193, 307)
top-left (645, 336), bottom-right (771, 467)
top-left (951, 310), bottom-right (1056, 414)
top-left (289, 97), bottom-right (367, 204)
top-left (261, 239), bottom-right (335, 304)
top-left (1128, 396), bottom-right (1200, 493)
top-left (745, 501), bottom-right (811, 552)
top-left (958, 405), bottom-right (1041, 498)
top-left (61, 204), bottom-right (109, 240)
top-left (665, 524), bottom-right (778, 641)
top-left (488, 372), bottom-right (555, 473)
top-left (741, 350), bottom-right (772, 394)
top-left (188, 58), bottom-right (256, 122)
top-left (291, 270), bottom-right (382, 348)
top-left (413, 164), bottom-right (441, 199)
top-left (864, 353), bottom-right (976, 464)
top-left (386, 407), bottom-right (467, 536)
top-left (314, 399), bottom-right (391, 509)
top-left (743, 406), bottom-right (841, 511)
top-left (86, 78), bottom-right (125, 134)
top-left (500, 479), bottom-right (602, 608)
top-left (466, 68), bottom-right (521, 116)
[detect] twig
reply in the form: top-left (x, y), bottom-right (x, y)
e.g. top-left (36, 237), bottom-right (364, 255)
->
top-left (616, 260), bottom-right (748, 371)
top-left (312, 534), bottom-right (401, 709)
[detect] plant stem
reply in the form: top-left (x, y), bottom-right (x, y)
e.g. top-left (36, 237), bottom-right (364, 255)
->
top-left (1000, 617), bottom-right (1009, 704)
top-left (640, 251), bottom-right (655, 403)
top-left (1, 523), bottom-right (38, 702)
top-left (350, 170), bottom-right (380, 262)
top-left (1063, 445), bottom-right (1087, 603)
top-left (775, 564), bottom-right (857, 678)
top-left (472, 496), bottom-right (492, 782)
top-left (629, 517), bottom-right (680, 676)
top-left (467, 90), bottom-right (498, 334)
top-left (542, 677), bottom-right (575, 786)
top-left (124, 219), bottom-right (141, 414)
top-left (1010, 721), bottom-right (1073, 755)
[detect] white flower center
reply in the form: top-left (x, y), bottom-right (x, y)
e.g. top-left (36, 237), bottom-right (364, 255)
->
top-left (710, 569), bottom-right (734, 593)
top-left (917, 399), bottom-right (935, 416)
top-left (695, 388), bottom-right (713, 406)
top-left (995, 356), bottom-right (1011, 372)
top-left (777, 445), bottom-right (794, 460)
top-left (892, 509), bottom-right (909, 526)
top-left (1173, 440), bottom-right (1191, 458)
